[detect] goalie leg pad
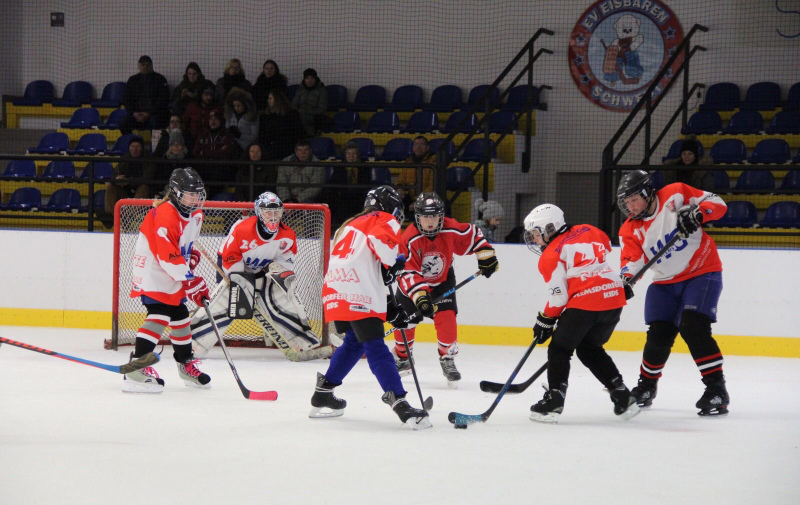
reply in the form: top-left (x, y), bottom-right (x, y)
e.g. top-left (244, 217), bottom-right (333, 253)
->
top-left (228, 272), bottom-right (256, 320)
top-left (258, 272), bottom-right (320, 351)
top-left (190, 282), bottom-right (234, 358)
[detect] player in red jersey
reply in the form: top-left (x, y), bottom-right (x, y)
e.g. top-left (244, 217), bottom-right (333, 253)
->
top-left (524, 203), bottom-right (639, 423)
top-left (393, 192), bottom-right (499, 388)
top-left (125, 167), bottom-right (211, 393)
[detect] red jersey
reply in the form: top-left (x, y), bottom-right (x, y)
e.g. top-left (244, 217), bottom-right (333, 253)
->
top-left (538, 224), bottom-right (626, 318)
top-left (218, 217), bottom-right (298, 275)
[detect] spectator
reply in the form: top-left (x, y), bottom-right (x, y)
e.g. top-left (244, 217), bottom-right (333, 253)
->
top-left (105, 136), bottom-right (155, 213)
top-left (276, 139), bottom-right (323, 203)
top-left (259, 89), bottom-right (305, 160)
top-left (171, 62), bottom-right (213, 117)
top-left (322, 141), bottom-right (371, 228)
top-left (164, 131), bottom-right (189, 161)
top-left (252, 59), bottom-right (288, 112)
top-left (224, 88), bottom-right (259, 151)
top-left (182, 83), bottom-right (223, 141)
top-left (153, 115), bottom-right (191, 157)
top-left (291, 68), bottom-right (327, 137)
top-left (662, 136), bottom-right (713, 190)
top-left (234, 143), bottom-right (275, 201)
top-left (192, 109), bottom-right (240, 190)
top-left (396, 135), bottom-right (436, 212)
top-left (473, 198), bottom-right (504, 243)
top-left (215, 58), bottom-right (252, 104)
top-left (121, 55), bottom-right (170, 132)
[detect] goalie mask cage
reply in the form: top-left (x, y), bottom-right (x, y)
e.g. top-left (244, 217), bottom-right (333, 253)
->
top-left (106, 199), bottom-right (330, 350)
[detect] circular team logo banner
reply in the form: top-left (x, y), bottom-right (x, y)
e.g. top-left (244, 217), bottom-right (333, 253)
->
top-left (569, 0), bottom-right (684, 112)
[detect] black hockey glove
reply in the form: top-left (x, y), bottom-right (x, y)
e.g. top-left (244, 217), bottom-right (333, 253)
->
top-left (476, 248), bottom-right (499, 278)
top-left (676, 204), bottom-right (703, 239)
top-left (382, 256), bottom-right (406, 286)
top-left (412, 291), bottom-right (436, 318)
top-left (621, 275), bottom-right (634, 300)
top-left (533, 312), bottom-right (558, 344)
top-left (386, 296), bottom-right (409, 329)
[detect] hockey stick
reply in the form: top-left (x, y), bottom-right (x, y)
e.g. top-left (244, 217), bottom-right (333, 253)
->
top-left (627, 231), bottom-right (682, 287)
top-left (388, 284), bottom-right (434, 412)
top-left (479, 361), bottom-right (548, 394)
top-left (0, 336), bottom-right (159, 375)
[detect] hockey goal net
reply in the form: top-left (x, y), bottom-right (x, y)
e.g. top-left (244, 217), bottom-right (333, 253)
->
top-left (107, 199), bottom-right (330, 350)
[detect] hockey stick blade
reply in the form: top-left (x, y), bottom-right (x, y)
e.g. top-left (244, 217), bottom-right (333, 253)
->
top-left (479, 362), bottom-right (548, 394)
top-left (448, 411), bottom-right (486, 426)
top-left (423, 396), bottom-right (434, 411)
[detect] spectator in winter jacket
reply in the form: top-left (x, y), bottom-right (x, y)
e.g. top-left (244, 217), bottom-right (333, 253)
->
top-left (121, 55), bottom-right (170, 132)
top-left (105, 136), bottom-right (156, 213)
top-left (224, 88), bottom-right (259, 151)
top-left (396, 136), bottom-right (436, 212)
top-left (182, 83), bottom-right (223, 140)
top-left (276, 139), bottom-right (324, 203)
top-left (215, 58), bottom-right (252, 104)
top-left (153, 115), bottom-right (191, 157)
top-left (291, 68), bottom-right (327, 136)
top-left (192, 109), bottom-right (240, 189)
top-left (234, 143), bottom-right (275, 201)
top-left (171, 62), bottom-right (214, 117)
top-left (252, 59), bottom-right (288, 112)
top-left (662, 136), bottom-right (714, 191)
top-left (473, 198), bottom-right (504, 243)
top-left (259, 89), bottom-right (305, 160)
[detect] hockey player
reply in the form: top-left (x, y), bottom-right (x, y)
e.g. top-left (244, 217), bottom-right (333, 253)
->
top-left (392, 192), bottom-right (499, 388)
top-left (125, 167), bottom-right (211, 393)
top-left (310, 185), bottom-right (431, 430)
top-left (617, 170), bottom-right (730, 416)
top-left (524, 203), bottom-right (639, 423)
top-left (190, 191), bottom-right (330, 361)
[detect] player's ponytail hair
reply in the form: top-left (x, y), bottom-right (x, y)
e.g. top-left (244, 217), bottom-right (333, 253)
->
top-left (152, 192), bottom-right (170, 208)
top-left (333, 207), bottom-right (378, 243)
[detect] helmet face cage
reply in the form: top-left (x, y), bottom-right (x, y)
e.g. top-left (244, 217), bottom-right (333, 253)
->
top-left (617, 171), bottom-right (655, 220)
top-left (254, 191), bottom-right (283, 233)
top-left (414, 193), bottom-right (444, 238)
top-left (364, 185), bottom-right (404, 224)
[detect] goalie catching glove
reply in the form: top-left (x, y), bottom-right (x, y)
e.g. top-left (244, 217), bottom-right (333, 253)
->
top-left (476, 247), bottom-right (499, 278)
top-left (533, 312), bottom-right (557, 344)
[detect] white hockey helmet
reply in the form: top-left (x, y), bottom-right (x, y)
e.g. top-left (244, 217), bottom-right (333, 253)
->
top-left (255, 191), bottom-right (283, 233)
top-left (523, 204), bottom-right (567, 255)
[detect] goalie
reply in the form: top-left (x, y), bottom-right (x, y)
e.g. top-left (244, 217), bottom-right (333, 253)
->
top-left (190, 191), bottom-right (333, 361)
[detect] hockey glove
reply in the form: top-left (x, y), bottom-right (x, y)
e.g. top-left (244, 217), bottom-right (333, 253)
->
top-left (386, 296), bottom-right (409, 329)
top-left (621, 274), bottom-right (634, 300)
top-left (382, 255), bottom-right (406, 286)
top-left (183, 276), bottom-right (210, 306)
top-left (412, 291), bottom-right (437, 318)
top-left (476, 248), bottom-right (499, 278)
top-left (676, 204), bottom-right (703, 239)
top-left (533, 312), bottom-right (558, 344)
top-left (188, 248), bottom-right (201, 271)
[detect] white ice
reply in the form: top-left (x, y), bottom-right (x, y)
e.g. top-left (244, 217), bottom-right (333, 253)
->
top-left (1, 326), bottom-right (798, 505)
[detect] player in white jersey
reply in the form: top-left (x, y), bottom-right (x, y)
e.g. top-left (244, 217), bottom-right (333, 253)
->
top-left (617, 170), bottom-right (730, 416)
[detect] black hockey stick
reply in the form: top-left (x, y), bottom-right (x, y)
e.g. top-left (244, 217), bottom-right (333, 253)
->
top-left (479, 361), bottom-right (548, 394)
top-left (0, 336), bottom-right (159, 374)
top-left (628, 231), bottom-right (682, 287)
top-left (388, 284), bottom-right (433, 412)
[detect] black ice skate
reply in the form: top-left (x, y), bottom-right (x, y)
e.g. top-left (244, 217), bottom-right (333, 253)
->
top-left (530, 383), bottom-right (566, 423)
top-left (631, 377), bottom-right (658, 407)
top-left (696, 375), bottom-right (730, 417)
top-left (439, 355), bottom-right (461, 389)
top-left (309, 373), bottom-right (346, 418)
top-left (393, 348), bottom-right (414, 377)
top-left (382, 391), bottom-right (432, 430)
top-left (609, 376), bottom-right (641, 420)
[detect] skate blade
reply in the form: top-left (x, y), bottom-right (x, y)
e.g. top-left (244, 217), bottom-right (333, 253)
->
top-left (529, 412), bottom-right (560, 423)
top-left (617, 403), bottom-right (641, 420)
top-left (309, 406), bottom-right (344, 418)
top-left (398, 368), bottom-right (412, 377)
top-left (407, 416), bottom-right (433, 430)
top-left (182, 379), bottom-right (211, 389)
top-left (446, 380), bottom-right (460, 390)
top-left (122, 381), bottom-right (164, 394)
top-left (698, 406), bottom-right (729, 417)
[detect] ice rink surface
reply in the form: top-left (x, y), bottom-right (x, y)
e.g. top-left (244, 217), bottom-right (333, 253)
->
top-left (1, 326), bottom-right (798, 505)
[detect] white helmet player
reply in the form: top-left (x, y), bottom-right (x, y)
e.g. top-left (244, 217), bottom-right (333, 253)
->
top-left (523, 204), bottom-right (568, 255)
top-left (255, 191), bottom-right (283, 234)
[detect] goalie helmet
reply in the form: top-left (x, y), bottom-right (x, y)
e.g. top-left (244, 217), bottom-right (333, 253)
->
top-left (524, 204), bottom-right (568, 255)
top-left (168, 167), bottom-right (206, 217)
top-left (364, 185), bottom-right (404, 224)
top-left (255, 191), bottom-right (283, 234)
top-left (414, 192), bottom-right (445, 238)
top-left (617, 169), bottom-right (655, 220)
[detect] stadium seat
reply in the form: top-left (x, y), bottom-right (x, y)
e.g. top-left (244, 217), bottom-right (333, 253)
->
top-left (446, 165), bottom-right (475, 190)
top-left (384, 85), bottom-right (423, 112)
top-left (722, 110), bottom-right (763, 134)
top-left (699, 82), bottom-right (740, 111)
top-left (346, 137), bottom-right (376, 160)
top-left (310, 137), bottom-right (337, 159)
top-left (710, 139), bottom-right (747, 164)
top-left (80, 162), bottom-right (113, 181)
top-left (5, 187), bottom-right (41, 210)
top-left (347, 85), bottom-right (386, 112)
top-left (211, 192), bottom-right (236, 201)
top-left (369, 166), bottom-right (392, 185)
top-left (741, 82), bottom-right (781, 111)
top-left (442, 111), bottom-right (478, 133)
top-left (651, 170), bottom-right (666, 190)
top-left (765, 111), bottom-right (800, 134)
top-left (428, 138), bottom-right (456, 158)
top-left (795, 149), bottom-right (800, 164)
top-left (379, 138), bottom-right (412, 161)
top-left (662, 139), bottom-right (704, 162)
top-left (423, 85), bottom-right (463, 112)
top-left (286, 84), bottom-right (300, 102)
top-left (488, 110), bottom-right (518, 133)
top-left (713, 201), bottom-right (757, 228)
top-left (760, 201), bottom-right (800, 228)
top-left (52, 81), bottom-right (93, 107)
top-left (28, 132), bottom-right (69, 154)
top-left (786, 82), bottom-right (800, 111)
top-left (364, 111), bottom-right (399, 133)
top-left (459, 138), bottom-right (497, 162)
top-left (326, 85), bottom-right (348, 111)
top-left (501, 85), bottom-right (541, 112)
top-left (467, 85), bottom-right (501, 110)
top-left (98, 108), bottom-right (128, 129)
top-left (749, 139), bottom-right (791, 164)
top-left (681, 110), bottom-right (722, 135)
top-left (12, 80), bottom-right (55, 106)
top-left (402, 111), bottom-right (439, 133)
top-left (68, 133), bottom-right (107, 155)
top-left (60, 107), bottom-right (101, 129)
top-left (711, 170), bottom-right (731, 190)
top-left (107, 134), bottom-right (141, 156)
top-left (42, 161), bottom-right (76, 179)
top-left (42, 188), bottom-right (82, 212)
top-left (328, 111), bottom-right (361, 133)
top-left (80, 189), bottom-right (106, 213)
top-left (780, 170), bottom-right (800, 190)
top-left (91, 82), bottom-right (126, 108)
top-left (3, 160), bottom-right (37, 178)
top-left (734, 170), bottom-right (775, 191)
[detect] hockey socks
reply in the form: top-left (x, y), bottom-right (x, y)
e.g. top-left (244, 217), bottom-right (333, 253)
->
top-left (433, 310), bottom-right (458, 356)
top-left (393, 328), bottom-right (415, 359)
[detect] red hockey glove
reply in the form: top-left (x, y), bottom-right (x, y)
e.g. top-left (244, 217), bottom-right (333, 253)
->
top-left (183, 276), bottom-right (210, 306)
top-left (188, 249), bottom-right (201, 271)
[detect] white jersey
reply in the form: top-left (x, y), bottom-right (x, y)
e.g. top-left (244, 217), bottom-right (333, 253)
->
top-left (218, 217), bottom-right (298, 274)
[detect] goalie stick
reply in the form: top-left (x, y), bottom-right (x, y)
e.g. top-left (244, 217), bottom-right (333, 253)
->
top-left (0, 336), bottom-right (159, 375)
top-left (479, 361), bottom-right (548, 394)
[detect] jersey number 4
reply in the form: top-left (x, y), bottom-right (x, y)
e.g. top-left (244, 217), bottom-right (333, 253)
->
top-left (332, 230), bottom-right (356, 259)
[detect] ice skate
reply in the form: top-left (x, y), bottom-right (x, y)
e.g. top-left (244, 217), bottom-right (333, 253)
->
top-left (696, 375), bottom-right (729, 417)
top-left (609, 377), bottom-right (640, 420)
top-left (175, 354), bottom-right (211, 388)
top-left (309, 373), bottom-right (346, 418)
top-left (530, 384), bottom-right (566, 423)
top-left (393, 347), bottom-right (413, 377)
top-left (439, 355), bottom-right (461, 389)
top-left (631, 377), bottom-right (658, 407)
top-left (122, 352), bottom-right (165, 394)
top-left (382, 391), bottom-right (432, 430)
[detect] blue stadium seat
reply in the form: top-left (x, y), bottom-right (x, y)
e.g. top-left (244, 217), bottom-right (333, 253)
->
top-left (699, 82), bottom-right (740, 111)
top-left (91, 82), bottom-right (126, 108)
top-left (12, 80), bottom-right (55, 106)
top-left (379, 138), bottom-right (412, 161)
top-left (761, 201), bottom-right (800, 228)
top-left (286, 84), bottom-right (300, 102)
top-left (364, 111), bottom-right (399, 133)
top-left (346, 137), bottom-right (375, 159)
top-left (765, 111), bottom-right (800, 134)
top-left (52, 81), bottom-right (93, 107)
top-left (446, 166), bottom-right (475, 190)
top-left (681, 110), bottom-right (722, 135)
top-left (384, 85), bottom-right (423, 112)
top-left (80, 189), bottom-right (106, 213)
top-left (500, 85), bottom-right (541, 112)
top-left (459, 138), bottom-right (497, 162)
top-left (651, 170), bottom-right (666, 190)
top-left (369, 166), bottom-right (392, 185)
top-left (60, 107), bottom-right (101, 129)
top-left (42, 161), bottom-right (76, 179)
top-left (710, 139), bottom-right (747, 164)
top-left (98, 108), bottom-right (128, 130)
top-left (402, 111), bottom-right (439, 133)
top-left (423, 85), bottom-right (463, 112)
top-left (749, 139), bottom-right (791, 164)
top-left (662, 139), bottom-right (705, 162)
top-left (467, 85), bottom-right (501, 111)
top-left (428, 138), bottom-right (456, 158)
top-left (713, 201), bottom-right (757, 228)
top-left (43, 188), bottom-right (82, 212)
top-left (309, 137), bottom-right (336, 160)
top-left (348, 85), bottom-right (386, 112)
top-left (68, 133), bottom-right (107, 155)
top-left (734, 170), bottom-right (775, 191)
top-left (780, 170), bottom-right (800, 190)
top-left (741, 82), bottom-right (781, 111)
top-left (712, 170), bottom-right (731, 190)
top-left (328, 111), bottom-right (361, 133)
top-left (80, 162), bottom-right (113, 181)
top-left (722, 110), bottom-right (763, 134)
top-left (211, 192), bottom-right (237, 201)
top-left (488, 110), bottom-right (518, 133)
top-left (5, 187), bottom-right (42, 210)
top-left (326, 85), bottom-right (348, 111)
top-left (795, 149), bottom-right (800, 164)
top-left (786, 82), bottom-right (800, 111)
top-left (3, 160), bottom-right (37, 179)
top-left (442, 111), bottom-right (478, 133)
top-left (28, 132), bottom-right (69, 154)
top-left (107, 134), bottom-right (141, 156)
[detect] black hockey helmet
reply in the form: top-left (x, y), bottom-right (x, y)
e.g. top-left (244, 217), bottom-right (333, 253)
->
top-left (254, 191), bottom-right (283, 233)
top-left (616, 169), bottom-right (655, 220)
top-left (414, 192), bottom-right (445, 238)
top-left (168, 167), bottom-right (206, 216)
top-left (364, 185), bottom-right (404, 223)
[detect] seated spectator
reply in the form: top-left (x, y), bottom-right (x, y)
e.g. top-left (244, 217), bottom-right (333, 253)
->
top-left (473, 198), bottom-right (504, 243)
top-left (215, 58), bottom-right (252, 104)
top-left (192, 109), bottom-right (240, 191)
top-left (252, 59), bottom-right (288, 112)
top-left (323, 141), bottom-right (372, 228)
top-left (225, 88), bottom-right (259, 151)
top-left (276, 139), bottom-right (323, 203)
top-left (182, 83), bottom-right (223, 141)
top-left (259, 89), bottom-right (305, 160)
top-left (121, 55), bottom-right (170, 132)
top-left (164, 131), bottom-right (189, 162)
top-left (153, 115), bottom-right (191, 157)
top-left (396, 135), bottom-right (436, 212)
top-left (105, 136), bottom-right (155, 213)
top-left (662, 136), bottom-right (713, 190)
top-left (171, 62), bottom-right (214, 117)
top-left (235, 143), bottom-right (275, 201)
top-left (291, 68), bottom-right (328, 136)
